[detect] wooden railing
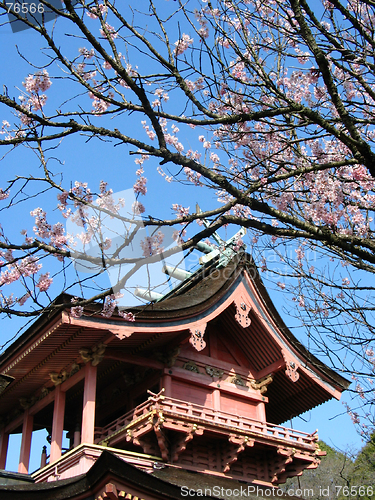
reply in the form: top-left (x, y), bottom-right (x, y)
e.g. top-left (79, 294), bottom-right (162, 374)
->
top-left (95, 393), bottom-right (317, 448)
top-left (94, 398), bottom-right (151, 442)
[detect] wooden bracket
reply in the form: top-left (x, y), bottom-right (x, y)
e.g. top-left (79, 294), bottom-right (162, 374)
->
top-left (171, 424), bottom-right (204, 462)
top-left (154, 421), bottom-right (169, 461)
top-left (137, 435), bottom-right (159, 457)
top-left (233, 296), bottom-right (251, 328)
top-left (49, 370), bottom-right (67, 386)
top-left (250, 374), bottom-right (273, 394)
top-left (223, 435), bottom-right (254, 472)
top-left (79, 342), bottom-right (107, 366)
top-left (277, 459), bottom-right (318, 485)
top-left (271, 447), bottom-right (295, 483)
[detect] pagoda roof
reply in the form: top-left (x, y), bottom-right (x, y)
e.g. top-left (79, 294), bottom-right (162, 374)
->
top-left (0, 253), bottom-right (349, 427)
top-left (0, 450), bottom-right (305, 500)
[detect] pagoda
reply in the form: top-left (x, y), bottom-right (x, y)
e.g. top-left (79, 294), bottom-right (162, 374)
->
top-left (0, 235), bottom-right (349, 498)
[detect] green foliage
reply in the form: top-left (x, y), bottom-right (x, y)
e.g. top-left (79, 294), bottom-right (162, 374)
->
top-left (284, 438), bottom-right (375, 500)
top-left (283, 441), bottom-right (352, 500)
top-left (345, 434), bottom-right (375, 500)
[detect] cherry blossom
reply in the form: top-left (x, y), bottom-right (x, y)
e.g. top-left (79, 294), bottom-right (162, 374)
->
top-left (118, 310), bottom-right (135, 321)
top-left (140, 231), bottom-right (164, 257)
top-left (2, 0), bottom-right (375, 435)
top-left (174, 34), bottom-right (194, 55)
top-left (70, 306), bottom-right (84, 318)
top-left (36, 272), bottom-right (53, 292)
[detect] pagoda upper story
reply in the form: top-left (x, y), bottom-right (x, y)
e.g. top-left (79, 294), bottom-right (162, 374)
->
top-left (0, 252), bottom-right (349, 487)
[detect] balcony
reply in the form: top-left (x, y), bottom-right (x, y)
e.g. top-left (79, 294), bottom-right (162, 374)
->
top-left (94, 392), bottom-right (318, 451)
top-left (34, 392), bottom-right (322, 485)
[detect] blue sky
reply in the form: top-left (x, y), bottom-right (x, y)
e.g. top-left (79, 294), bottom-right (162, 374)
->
top-left (0, 2), bottom-right (366, 472)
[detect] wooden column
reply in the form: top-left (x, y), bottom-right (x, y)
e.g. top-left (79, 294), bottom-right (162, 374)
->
top-left (161, 374), bottom-right (172, 397)
top-left (212, 389), bottom-right (221, 410)
top-left (18, 410), bottom-right (33, 474)
top-left (257, 401), bottom-right (266, 422)
top-left (0, 429), bottom-right (9, 469)
top-left (50, 384), bottom-right (66, 463)
top-left (73, 423), bottom-right (81, 448)
top-left (81, 362), bottom-right (97, 444)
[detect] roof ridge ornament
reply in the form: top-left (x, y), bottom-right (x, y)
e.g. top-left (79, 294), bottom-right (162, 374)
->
top-left (195, 204), bottom-right (246, 268)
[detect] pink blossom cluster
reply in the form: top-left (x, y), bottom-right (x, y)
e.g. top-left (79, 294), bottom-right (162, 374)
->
top-left (76, 61), bottom-right (97, 82)
top-left (152, 88), bottom-right (169, 108)
top-left (186, 149), bottom-right (201, 162)
top-left (141, 121), bottom-right (156, 141)
top-left (23, 70), bottom-right (51, 94)
top-left (71, 182), bottom-right (93, 204)
top-left (101, 294), bottom-right (117, 318)
top-left (174, 34), bottom-right (194, 55)
top-left (79, 47), bottom-right (95, 59)
top-left (86, 3), bottom-right (107, 19)
top-left (0, 188), bottom-right (9, 201)
top-left (132, 201), bottom-right (145, 215)
top-left (156, 166), bottom-right (173, 183)
top-left (118, 310), bottom-right (135, 321)
top-left (172, 229), bottom-right (186, 245)
top-left (194, 8), bottom-right (210, 39)
top-left (30, 208), bottom-right (51, 239)
top-left (231, 204), bottom-right (252, 218)
top-left (17, 70), bottom-right (52, 120)
top-left (100, 23), bottom-right (118, 41)
top-left (89, 90), bottom-right (114, 114)
top-left (1, 256), bottom-right (42, 286)
top-left (164, 133), bottom-right (184, 152)
top-left (29, 208), bottom-right (68, 250)
top-left (99, 238), bottom-right (112, 251)
top-left (183, 167), bottom-right (201, 186)
top-left (133, 174), bottom-right (147, 196)
top-left (17, 293), bottom-right (30, 306)
top-left (140, 231), bottom-right (164, 257)
top-left (96, 180), bottom-right (125, 214)
top-left (232, 237), bottom-right (244, 252)
top-left (36, 272), bottom-right (53, 292)
top-left (70, 305), bottom-right (84, 318)
top-left (172, 204), bottom-right (190, 219)
top-left (0, 120), bottom-right (12, 141)
top-left (344, 402), bottom-right (360, 425)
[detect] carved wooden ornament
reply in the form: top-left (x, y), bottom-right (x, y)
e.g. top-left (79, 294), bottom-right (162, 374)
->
top-left (234, 296), bottom-right (251, 328)
top-left (79, 342), bottom-right (107, 366)
top-left (281, 349), bottom-right (300, 382)
top-left (189, 322), bottom-right (207, 351)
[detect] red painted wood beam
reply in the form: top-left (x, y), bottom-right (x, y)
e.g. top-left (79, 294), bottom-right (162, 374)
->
top-left (104, 349), bottom-right (164, 370)
top-left (255, 359), bottom-right (285, 380)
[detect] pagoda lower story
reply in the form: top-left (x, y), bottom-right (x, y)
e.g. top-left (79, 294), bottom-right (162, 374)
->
top-left (0, 255), bottom-right (349, 495)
